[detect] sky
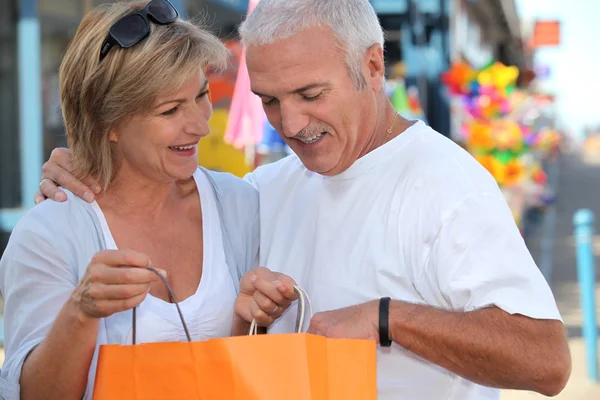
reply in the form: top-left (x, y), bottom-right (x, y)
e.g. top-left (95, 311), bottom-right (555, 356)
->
top-left (516, 0), bottom-right (600, 139)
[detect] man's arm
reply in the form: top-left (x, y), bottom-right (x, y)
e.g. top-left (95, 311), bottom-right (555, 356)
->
top-left (408, 190), bottom-right (571, 395)
top-left (308, 191), bottom-right (571, 396)
top-left (307, 300), bottom-right (570, 396)
top-left (389, 301), bottom-right (570, 396)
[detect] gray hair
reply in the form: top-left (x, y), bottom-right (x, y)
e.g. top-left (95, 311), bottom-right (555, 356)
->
top-left (238, 0), bottom-right (384, 90)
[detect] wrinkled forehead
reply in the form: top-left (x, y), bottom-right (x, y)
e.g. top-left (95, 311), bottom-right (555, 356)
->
top-left (246, 28), bottom-right (346, 94)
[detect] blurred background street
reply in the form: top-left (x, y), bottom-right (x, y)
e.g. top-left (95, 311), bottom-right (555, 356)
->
top-left (502, 148), bottom-right (600, 399)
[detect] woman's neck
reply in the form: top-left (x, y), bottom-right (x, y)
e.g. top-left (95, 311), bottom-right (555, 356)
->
top-left (97, 167), bottom-right (195, 220)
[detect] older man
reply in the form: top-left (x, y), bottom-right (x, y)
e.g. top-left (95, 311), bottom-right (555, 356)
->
top-left (36, 0), bottom-right (570, 398)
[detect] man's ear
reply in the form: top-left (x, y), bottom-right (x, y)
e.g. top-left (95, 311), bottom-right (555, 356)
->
top-left (364, 43), bottom-right (385, 92)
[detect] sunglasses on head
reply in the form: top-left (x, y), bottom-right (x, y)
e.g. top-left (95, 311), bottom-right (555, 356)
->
top-left (99, 0), bottom-right (179, 62)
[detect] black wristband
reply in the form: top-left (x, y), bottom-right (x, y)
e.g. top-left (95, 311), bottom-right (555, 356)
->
top-left (379, 297), bottom-right (392, 347)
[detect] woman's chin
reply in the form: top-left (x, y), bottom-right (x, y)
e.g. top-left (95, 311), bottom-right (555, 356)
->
top-left (171, 162), bottom-right (199, 181)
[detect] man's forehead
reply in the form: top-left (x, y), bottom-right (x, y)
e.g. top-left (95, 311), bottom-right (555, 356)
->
top-left (246, 27), bottom-right (342, 67)
top-left (247, 47), bottom-right (320, 74)
top-left (251, 80), bottom-right (331, 97)
top-left (247, 34), bottom-right (344, 95)
top-left (247, 50), bottom-right (346, 90)
top-left (248, 55), bottom-right (334, 95)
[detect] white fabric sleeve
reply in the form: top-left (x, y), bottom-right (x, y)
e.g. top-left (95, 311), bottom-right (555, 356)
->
top-left (250, 200), bottom-right (260, 272)
top-left (419, 192), bottom-right (562, 321)
top-left (243, 170), bottom-right (261, 272)
top-left (243, 170), bottom-right (260, 191)
top-left (0, 219), bottom-right (79, 399)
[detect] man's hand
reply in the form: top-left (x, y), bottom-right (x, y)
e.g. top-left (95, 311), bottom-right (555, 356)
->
top-left (235, 267), bottom-right (298, 327)
top-left (35, 148), bottom-right (101, 204)
top-left (307, 300), bottom-right (379, 341)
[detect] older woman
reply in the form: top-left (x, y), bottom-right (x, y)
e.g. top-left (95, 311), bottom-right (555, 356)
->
top-left (0, 1), bottom-right (296, 399)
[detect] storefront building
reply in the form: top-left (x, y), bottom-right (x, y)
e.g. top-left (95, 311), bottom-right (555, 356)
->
top-left (0, 0), bottom-right (247, 250)
top-left (0, 0), bottom-right (525, 246)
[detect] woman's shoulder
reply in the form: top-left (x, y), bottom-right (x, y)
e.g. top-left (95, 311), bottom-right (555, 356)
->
top-left (197, 167), bottom-right (257, 193)
top-left (196, 167), bottom-right (258, 209)
top-left (195, 167), bottom-right (260, 282)
top-left (12, 189), bottom-right (99, 240)
top-left (1, 190), bottom-right (102, 289)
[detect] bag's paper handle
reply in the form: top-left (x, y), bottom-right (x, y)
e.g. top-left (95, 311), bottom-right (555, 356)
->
top-left (248, 286), bottom-right (313, 336)
top-left (131, 266), bottom-right (192, 344)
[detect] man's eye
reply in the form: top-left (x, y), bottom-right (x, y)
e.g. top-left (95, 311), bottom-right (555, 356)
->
top-left (263, 98), bottom-right (278, 106)
top-left (304, 93), bottom-right (323, 102)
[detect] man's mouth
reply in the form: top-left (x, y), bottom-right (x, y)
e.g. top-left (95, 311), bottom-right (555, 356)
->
top-left (298, 133), bottom-right (325, 144)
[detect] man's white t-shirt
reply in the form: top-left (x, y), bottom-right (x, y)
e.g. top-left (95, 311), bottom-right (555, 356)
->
top-left (246, 120), bottom-right (561, 400)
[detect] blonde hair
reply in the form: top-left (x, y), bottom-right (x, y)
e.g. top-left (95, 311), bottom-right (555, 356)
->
top-left (60, 1), bottom-right (228, 190)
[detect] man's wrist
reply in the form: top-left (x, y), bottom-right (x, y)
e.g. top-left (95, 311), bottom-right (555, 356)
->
top-left (387, 300), bottom-right (421, 345)
top-left (379, 297), bottom-right (392, 347)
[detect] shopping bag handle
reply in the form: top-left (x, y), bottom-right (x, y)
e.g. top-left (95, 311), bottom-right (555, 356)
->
top-left (248, 286), bottom-right (313, 336)
top-left (131, 266), bottom-right (192, 344)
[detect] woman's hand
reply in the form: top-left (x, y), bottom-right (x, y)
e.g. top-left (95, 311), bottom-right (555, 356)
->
top-left (71, 249), bottom-right (165, 321)
top-left (234, 267), bottom-right (298, 327)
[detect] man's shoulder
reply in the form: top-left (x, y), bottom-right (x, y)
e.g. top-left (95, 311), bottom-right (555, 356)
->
top-left (401, 125), bottom-right (501, 197)
top-left (403, 125), bottom-right (474, 170)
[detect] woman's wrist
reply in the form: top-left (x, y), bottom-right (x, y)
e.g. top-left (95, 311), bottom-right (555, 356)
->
top-left (67, 291), bottom-right (98, 327)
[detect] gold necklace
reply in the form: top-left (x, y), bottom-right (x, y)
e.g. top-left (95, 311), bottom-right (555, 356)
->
top-left (383, 112), bottom-right (401, 144)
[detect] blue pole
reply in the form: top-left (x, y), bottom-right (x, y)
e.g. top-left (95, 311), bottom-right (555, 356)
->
top-left (573, 209), bottom-right (598, 382)
top-left (18, 0), bottom-right (43, 210)
top-left (0, 0), bottom-right (43, 347)
top-left (0, 0), bottom-right (41, 232)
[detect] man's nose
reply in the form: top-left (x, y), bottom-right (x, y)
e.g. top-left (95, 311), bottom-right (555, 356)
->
top-left (281, 102), bottom-right (309, 138)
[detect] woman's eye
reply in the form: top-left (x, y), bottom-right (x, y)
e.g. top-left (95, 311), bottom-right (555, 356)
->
top-left (162, 106), bottom-right (179, 116)
top-left (197, 89), bottom-right (210, 100)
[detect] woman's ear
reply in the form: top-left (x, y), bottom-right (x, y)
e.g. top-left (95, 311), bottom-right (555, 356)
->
top-left (109, 129), bottom-right (119, 143)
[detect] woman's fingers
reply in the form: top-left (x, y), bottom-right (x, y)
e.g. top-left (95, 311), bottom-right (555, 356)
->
top-left (86, 283), bottom-right (151, 301)
top-left (93, 291), bottom-right (150, 317)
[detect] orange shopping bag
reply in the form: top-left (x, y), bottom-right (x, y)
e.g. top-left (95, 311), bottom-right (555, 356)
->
top-left (93, 269), bottom-right (377, 399)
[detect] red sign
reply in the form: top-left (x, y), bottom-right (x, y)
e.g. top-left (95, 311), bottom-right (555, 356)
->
top-left (532, 21), bottom-right (561, 48)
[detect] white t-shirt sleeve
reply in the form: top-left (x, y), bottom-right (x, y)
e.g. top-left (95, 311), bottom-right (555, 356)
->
top-left (243, 170), bottom-right (260, 191)
top-left (0, 217), bottom-right (79, 399)
top-left (419, 192), bottom-right (562, 321)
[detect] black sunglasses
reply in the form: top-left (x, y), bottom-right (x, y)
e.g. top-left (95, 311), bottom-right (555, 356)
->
top-left (99, 0), bottom-right (179, 62)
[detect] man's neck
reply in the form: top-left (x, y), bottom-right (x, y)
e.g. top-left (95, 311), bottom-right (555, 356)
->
top-left (360, 100), bottom-right (413, 158)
